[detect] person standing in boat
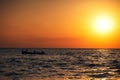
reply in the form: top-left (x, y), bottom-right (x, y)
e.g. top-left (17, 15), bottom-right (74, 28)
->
top-left (33, 50), bottom-right (36, 54)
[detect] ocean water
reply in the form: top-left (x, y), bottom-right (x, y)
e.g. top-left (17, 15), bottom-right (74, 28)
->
top-left (0, 48), bottom-right (120, 80)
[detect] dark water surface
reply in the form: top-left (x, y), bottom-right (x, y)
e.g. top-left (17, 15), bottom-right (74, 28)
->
top-left (0, 48), bottom-right (120, 80)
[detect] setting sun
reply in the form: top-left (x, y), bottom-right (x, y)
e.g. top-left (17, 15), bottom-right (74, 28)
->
top-left (92, 14), bottom-right (114, 34)
top-left (0, 0), bottom-right (120, 80)
top-left (0, 0), bottom-right (119, 48)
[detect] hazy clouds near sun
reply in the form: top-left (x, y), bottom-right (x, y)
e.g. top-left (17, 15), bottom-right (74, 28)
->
top-left (0, 0), bottom-right (120, 48)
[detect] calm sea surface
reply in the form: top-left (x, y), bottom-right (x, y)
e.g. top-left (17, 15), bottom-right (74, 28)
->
top-left (0, 48), bottom-right (120, 80)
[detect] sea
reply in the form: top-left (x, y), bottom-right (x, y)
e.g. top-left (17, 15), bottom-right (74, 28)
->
top-left (0, 48), bottom-right (120, 80)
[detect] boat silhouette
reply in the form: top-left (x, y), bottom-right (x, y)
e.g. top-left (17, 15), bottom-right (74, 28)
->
top-left (22, 50), bottom-right (45, 55)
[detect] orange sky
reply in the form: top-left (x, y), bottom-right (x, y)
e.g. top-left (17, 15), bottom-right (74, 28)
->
top-left (0, 0), bottom-right (120, 48)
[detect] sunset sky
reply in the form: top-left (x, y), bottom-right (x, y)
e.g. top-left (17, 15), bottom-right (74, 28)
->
top-left (0, 0), bottom-right (120, 48)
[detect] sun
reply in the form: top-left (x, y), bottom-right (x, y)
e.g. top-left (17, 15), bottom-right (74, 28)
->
top-left (92, 15), bottom-right (114, 34)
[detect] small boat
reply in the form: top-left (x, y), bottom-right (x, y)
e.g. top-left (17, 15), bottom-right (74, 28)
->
top-left (22, 50), bottom-right (45, 55)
